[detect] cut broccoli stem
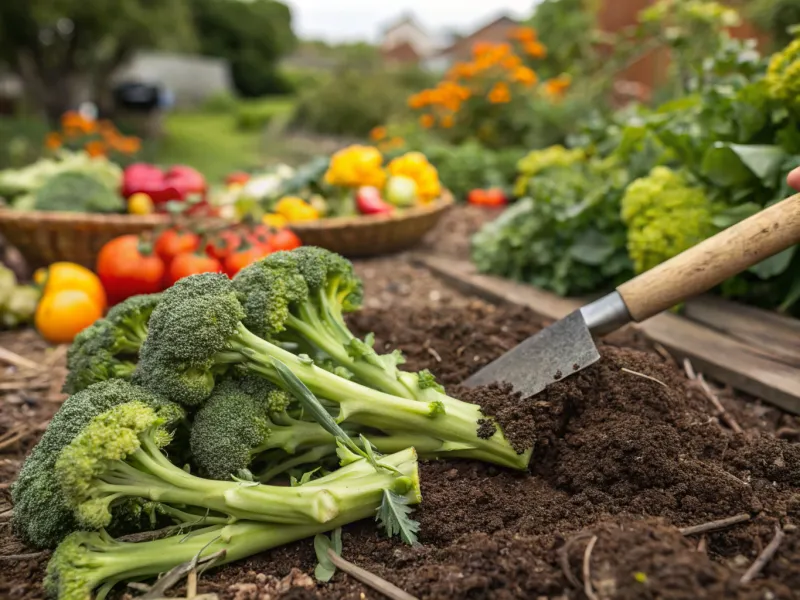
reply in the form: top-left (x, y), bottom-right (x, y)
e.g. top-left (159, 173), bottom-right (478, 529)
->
top-left (58, 402), bottom-right (422, 529)
top-left (225, 325), bottom-right (529, 470)
top-left (46, 450), bottom-right (422, 600)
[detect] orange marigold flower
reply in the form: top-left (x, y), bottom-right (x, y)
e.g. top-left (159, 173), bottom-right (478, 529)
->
top-left (60, 110), bottom-right (83, 129)
top-left (419, 114), bottom-right (435, 129)
top-left (115, 136), bottom-right (142, 154)
top-left (523, 40), bottom-right (548, 59)
top-left (440, 114), bottom-right (455, 128)
top-left (511, 66), bottom-right (538, 87)
top-left (370, 126), bottom-right (388, 141)
top-left (501, 55), bottom-right (522, 70)
top-left (44, 132), bottom-right (62, 150)
top-left (472, 42), bottom-right (495, 58)
top-left (509, 26), bottom-right (537, 42)
top-left (84, 140), bottom-right (107, 157)
top-left (544, 74), bottom-right (572, 99)
top-left (488, 82), bottom-right (511, 104)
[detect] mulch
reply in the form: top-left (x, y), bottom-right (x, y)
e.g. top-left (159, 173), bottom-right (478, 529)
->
top-left (1, 206), bottom-right (799, 600)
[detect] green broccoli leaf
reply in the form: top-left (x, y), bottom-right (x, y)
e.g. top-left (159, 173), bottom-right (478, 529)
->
top-left (314, 528), bottom-right (342, 582)
top-left (376, 489), bottom-right (420, 546)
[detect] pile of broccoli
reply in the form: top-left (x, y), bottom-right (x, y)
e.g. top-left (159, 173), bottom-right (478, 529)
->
top-left (13, 246), bottom-right (530, 600)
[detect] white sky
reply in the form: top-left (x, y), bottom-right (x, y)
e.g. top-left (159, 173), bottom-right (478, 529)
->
top-left (285, 0), bottom-right (539, 43)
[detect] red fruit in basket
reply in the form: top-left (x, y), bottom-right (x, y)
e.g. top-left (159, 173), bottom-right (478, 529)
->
top-left (165, 165), bottom-right (207, 199)
top-left (155, 229), bottom-right (200, 264)
top-left (356, 186), bottom-right (394, 215)
top-left (269, 229), bottom-right (302, 252)
top-left (224, 241), bottom-right (273, 278)
top-left (122, 164), bottom-right (181, 204)
top-left (206, 230), bottom-right (243, 261)
top-left (96, 235), bottom-right (166, 305)
top-left (167, 251), bottom-right (223, 286)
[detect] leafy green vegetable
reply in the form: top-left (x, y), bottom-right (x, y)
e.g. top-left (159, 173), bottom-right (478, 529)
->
top-left (314, 528), bottom-right (342, 582)
top-left (376, 489), bottom-right (420, 546)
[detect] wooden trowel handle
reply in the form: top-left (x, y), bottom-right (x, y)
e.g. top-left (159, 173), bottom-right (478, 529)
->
top-left (617, 193), bottom-right (800, 322)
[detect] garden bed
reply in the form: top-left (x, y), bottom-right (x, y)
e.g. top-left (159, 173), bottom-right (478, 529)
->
top-left (1, 248), bottom-right (799, 600)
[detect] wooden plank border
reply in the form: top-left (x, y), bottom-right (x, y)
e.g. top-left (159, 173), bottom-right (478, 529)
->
top-left (415, 255), bottom-right (800, 415)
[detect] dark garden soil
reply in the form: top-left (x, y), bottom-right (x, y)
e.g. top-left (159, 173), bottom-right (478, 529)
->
top-left (1, 207), bottom-right (799, 600)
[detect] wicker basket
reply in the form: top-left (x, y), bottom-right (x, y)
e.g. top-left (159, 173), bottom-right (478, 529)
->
top-left (289, 193), bottom-right (454, 257)
top-left (0, 209), bottom-right (172, 270)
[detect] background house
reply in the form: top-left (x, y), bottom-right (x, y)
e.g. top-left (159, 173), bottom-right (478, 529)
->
top-left (423, 15), bottom-right (518, 72)
top-left (380, 13), bottom-right (440, 65)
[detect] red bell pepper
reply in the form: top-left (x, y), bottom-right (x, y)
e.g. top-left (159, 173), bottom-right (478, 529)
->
top-left (356, 187), bottom-right (394, 215)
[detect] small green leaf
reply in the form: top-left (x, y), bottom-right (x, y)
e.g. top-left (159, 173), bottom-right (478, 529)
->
top-left (727, 144), bottom-right (786, 182)
top-left (748, 247), bottom-right (796, 279)
top-left (313, 528), bottom-right (342, 582)
top-left (376, 489), bottom-right (420, 546)
top-left (711, 202), bottom-right (760, 229)
top-left (701, 143), bottom-right (755, 188)
top-left (569, 230), bottom-right (616, 266)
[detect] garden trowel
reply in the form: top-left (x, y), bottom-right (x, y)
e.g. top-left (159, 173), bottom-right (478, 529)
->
top-left (463, 193), bottom-right (800, 398)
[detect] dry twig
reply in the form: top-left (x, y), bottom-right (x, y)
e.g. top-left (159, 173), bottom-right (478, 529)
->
top-left (139, 549), bottom-right (226, 599)
top-left (187, 569), bottom-right (198, 598)
top-left (740, 525), bottom-right (786, 584)
top-left (621, 367), bottom-right (668, 388)
top-left (582, 536), bottom-right (599, 600)
top-left (0, 552), bottom-right (46, 561)
top-left (426, 347), bottom-right (442, 363)
top-left (558, 532), bottom-right (593, 589)
top-left (697, 535), bottom-right (708, 554)
top-left (0, 346), bottom-right (40, 371)
top-left (679, 513), bottom-right (751, 536)
top-left (0, 426), bottom-right (32, 452)
top-left (683, 359), bottom-right (743, 434)
top-left (327, 548), bottom-right (418, 600)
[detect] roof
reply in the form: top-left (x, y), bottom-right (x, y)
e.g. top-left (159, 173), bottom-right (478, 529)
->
top-left (432, 14), bottom-right (517, 58)
top-left (381, 41), bottom-right (422, 64)
top-left (380, 11), bottom-right (427, 36)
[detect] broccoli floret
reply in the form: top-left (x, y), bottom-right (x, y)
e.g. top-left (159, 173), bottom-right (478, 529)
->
top-left (11, 380), bottom-right (171, 549)
top-left (190, 376), bottom-right (333, 480)
top-left (233, 248), bottom-right (428, 401)
top-left (43, 396), bottom-right (419, 537)
top-left (46, 445), bottom-right (420, 600)
top-left (63, 294), bottom-right (160, 394)
top-left (33, 171), bottom-right (125, 214)
top-left (135, 270), bottom-right (530, 471)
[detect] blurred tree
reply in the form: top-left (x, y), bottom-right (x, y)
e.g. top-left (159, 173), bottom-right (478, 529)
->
top-left (527, 0), bottom-right (600, 78)
top-left (747, 0), bottom-right (800, 48)
top-left (0, 0), bottom-right (196, 122)
top-left (191, 0), bottom-right (296, 97)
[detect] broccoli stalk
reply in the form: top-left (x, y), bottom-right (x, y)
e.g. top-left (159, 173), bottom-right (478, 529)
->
top-left (57, 401), bottom-right (419, 529)
top-left (64, 294), bottom-right (161, 394)
top-left (135, 273), bottom-right (529, 471)
top-left (233, 248), bottom-right (426, 401)
top-left (47, 453), bottom-right (421, 600)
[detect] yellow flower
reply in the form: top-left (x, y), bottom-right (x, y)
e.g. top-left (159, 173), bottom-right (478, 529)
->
top-left (369, 126), bottom-right (388, 141)
top-left (419, 114), bottom-right (435, 129)
top-left (324, 145), bottom-right (387, 188)
top-left (488, 82), bottom-right (511, 104)
top-left (388, 152), bottom-right (442, 204)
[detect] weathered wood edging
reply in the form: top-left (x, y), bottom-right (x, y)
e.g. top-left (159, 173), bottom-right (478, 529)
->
top-left (414, 255), bottom-right (800, 415)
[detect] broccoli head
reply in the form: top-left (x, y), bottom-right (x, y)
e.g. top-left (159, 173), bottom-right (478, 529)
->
top-left (33, 171), bottom-right (125, 214)
top-left (63, 293), bottom-right (160, 394)
top-left (621, 166), bottom-right (716, 273)
top-left (11, 380), bottom-right (170, 549)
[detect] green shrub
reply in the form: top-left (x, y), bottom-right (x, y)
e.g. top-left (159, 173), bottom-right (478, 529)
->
top-left (202, 92), bottom-right (239, 114)
top-left (235, 99), bottom-right (295, 132)
top-left (290, 66), bottom-right (425, 138)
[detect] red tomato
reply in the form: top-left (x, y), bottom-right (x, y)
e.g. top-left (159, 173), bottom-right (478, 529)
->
top-left (226, 171), bottom-right (251, 186)
top-left (224, 243), bottom-right (273, 278)
top-left (155, 229), bottom-right (200, 264)
top-left (246, 224), bottom-right (273, 247)
top-left (96, 235), bottom-right (166, 305)
top-left (167, 252), bottom-right (223, 287)
top-left (467, 189), bottom-right (488, 205)
top-left (269, 229), bottom-right (302, 252)
top-left (206, 230), bottom-right (243, 261)
top-left (483, 188), bottom-right (508, 206)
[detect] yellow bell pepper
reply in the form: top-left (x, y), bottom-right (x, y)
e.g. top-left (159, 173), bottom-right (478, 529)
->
top-left (275, 196), bottom-right (320, 222)
top-left (262, 213), bottom-right (289, 229)
top-left (387, 152), bottom-right (442, 203)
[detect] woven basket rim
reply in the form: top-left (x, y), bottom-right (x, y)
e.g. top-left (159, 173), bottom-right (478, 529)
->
top-left (0, 207), bottom-right (171, 226)
top-left (289, 191), bottom-right (454, 233)
top-left (0, 190), bottom-right (454, 229)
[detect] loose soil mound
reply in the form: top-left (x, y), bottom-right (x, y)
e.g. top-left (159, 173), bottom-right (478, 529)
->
top-left (2, 303), bottom-right (799, 600)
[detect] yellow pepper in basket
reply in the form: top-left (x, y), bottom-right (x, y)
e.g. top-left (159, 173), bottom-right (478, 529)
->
top-left (387, 152), bottom-right (442, 204)
top-left (262, 213), bottom-right (289, 229)
top-left (324, 145), bottom-right (387, 188)
top-left (275, 196), bottom-right (320, 222)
